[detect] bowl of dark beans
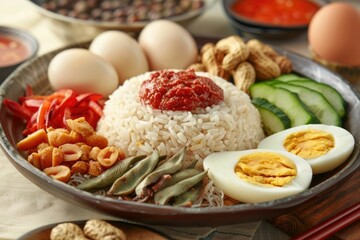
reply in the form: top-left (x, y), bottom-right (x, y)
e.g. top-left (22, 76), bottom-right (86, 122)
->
top-left (29, 0), bottom-right (214, 31)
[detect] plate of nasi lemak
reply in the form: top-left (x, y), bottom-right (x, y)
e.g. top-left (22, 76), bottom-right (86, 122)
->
top-left (0, 20), bottom-right (359, 226)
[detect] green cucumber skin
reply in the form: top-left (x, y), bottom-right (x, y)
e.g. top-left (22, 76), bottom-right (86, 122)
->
top-left (273, 73), bottom-right (312, 82)
top-left (252, 98), bottom-right (291, 135)
top-left (272, 82), bottom-right (342, 126)
top-left (286, 80), bottom-right (346, 118)
top-left (249, 83), bottom-right (320, 127)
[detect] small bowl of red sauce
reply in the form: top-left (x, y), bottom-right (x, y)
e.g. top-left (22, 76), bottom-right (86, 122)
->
top-left (222, 0), bottom-right (328, 38)
top-left (0, 26), bottom-right (39, 82)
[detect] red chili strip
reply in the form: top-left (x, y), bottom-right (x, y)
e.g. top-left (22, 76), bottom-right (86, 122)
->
top-left (3, 99), bottom-right (32, 120)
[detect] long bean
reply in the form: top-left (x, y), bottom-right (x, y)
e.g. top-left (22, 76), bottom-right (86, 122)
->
top-left (161, 168), bottom-right (201, 190)
top-left (76, 155), bottom-right (145, 191)
top-left (173, 182), bottom-right (203, 207)
top-left (108, 150), bottom-right (160, 196)
top-left (154, 171), bottom-right (207, 205)
top-left (135, 147), bottom-right (186, 198)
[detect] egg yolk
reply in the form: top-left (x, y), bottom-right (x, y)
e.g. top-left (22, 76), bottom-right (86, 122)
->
top-left (283, 129), bottom-right (334, 159)
top-left (235, 152), bottom-right (297, 187)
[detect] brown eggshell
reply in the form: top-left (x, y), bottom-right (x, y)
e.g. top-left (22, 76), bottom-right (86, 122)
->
top-left (308, 3), bottom-right (360, 67)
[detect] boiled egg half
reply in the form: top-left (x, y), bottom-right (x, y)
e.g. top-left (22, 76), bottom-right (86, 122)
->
top-left (203, 149), bottom-right (312, 203)
top-left (258, 124), bottom-right (355, 174)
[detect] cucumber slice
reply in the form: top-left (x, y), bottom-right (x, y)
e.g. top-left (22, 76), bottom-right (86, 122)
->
top-left (273, 73), bottom-right (311, 82)
top-left (252, 98), bottom-right (291, 135)
top-left (287, 80), bottom-right (346, 118)
top-left (249, 83), bottom-right (320, 127)
top-left (273, 82), bottom-right (342, 126)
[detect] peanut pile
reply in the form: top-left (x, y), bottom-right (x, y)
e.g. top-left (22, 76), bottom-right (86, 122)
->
top-left (17, 117), bottom-right (125, 183)
top-left (188, 35), bottom-right (292, 93)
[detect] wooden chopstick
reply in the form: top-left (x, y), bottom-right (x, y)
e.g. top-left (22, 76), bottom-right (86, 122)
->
top-left (292, 202), bottom-right (360, 240)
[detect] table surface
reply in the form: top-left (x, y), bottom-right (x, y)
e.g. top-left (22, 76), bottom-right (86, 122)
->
top-left (0, 0), bottom-right (359, 239)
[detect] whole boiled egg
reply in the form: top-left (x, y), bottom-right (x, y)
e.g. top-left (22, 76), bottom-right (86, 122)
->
top-left (138, 20), bottom-right (198, 70)
top-left (308, 2), bottom-right (360, 66)
top-left (203, 149), bottom-right (312, 203)
top-left (89, 31), bottom-right (149, 84)
top-left (48, 48), bottom-right (118, 97)
top-left (258, 124), bottom-right (355, 174)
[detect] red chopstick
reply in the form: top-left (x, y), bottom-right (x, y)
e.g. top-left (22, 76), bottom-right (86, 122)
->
top-left (292, 202), bottom-right (360, 240)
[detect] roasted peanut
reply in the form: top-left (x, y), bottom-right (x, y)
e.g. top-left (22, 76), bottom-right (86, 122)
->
top-left (201, 46), bottom-right (231, 81)
top-left (79, 144), bottom-right (92, 161)
top-left (28, 152), bottom-right (42, 170)
top-left (215, 35), bottom-right (249, 71)
top-left (39, 146), bottom-right (54, 170)
top-left (66, 117), bottom-right (94, 137)
top-left (273, 55), bottom-right (292, 74)
top-left (88, 160), bottom-right (103, 176)
top-left (37, 142), bottom-right (50, 151)
top-left (59, 144), bottom-right (82, 161)
top-left (187, 62), bottom-right (207, 72)
top-left (247, 39), bottom-right (275, 56)
top-left (43, 165), bottom-right (71, 183)
top-left (69, 130), bottom-right (83, 143)
top-left (97, 146), bottom-right (119, 168)
top-left (47, 129), bottom-right (72, 147)
top-left (17, 128), bottom-right (48, 151)
top-left (83, 219), bottom-right (126, 240)
top-left (50, 222), bottom-right (88, 240)
top-left (89, 147), bottom-right (101, 161)
top-left (52, 147), bottom-right (64, 166)
top-left (200, 42), bottom-right (215, 55)
top-left (85, 134), bottom-right (108, 149)
top-left (247, 43), bottom-right (281, 80)
top-left (232, 61), bottom-right (256, 93)
top-left (71, 161), bottom-right (89, 175)
top-left (247, 39), bottom-right (292, 74)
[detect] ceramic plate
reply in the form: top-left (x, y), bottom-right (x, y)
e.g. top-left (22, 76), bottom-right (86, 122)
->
top-left (28, 0), bottom-right (215, 31)
top-left (0, 37), bottom-right (359, 227)
top-left (18, 220), bottom-right (169, 240)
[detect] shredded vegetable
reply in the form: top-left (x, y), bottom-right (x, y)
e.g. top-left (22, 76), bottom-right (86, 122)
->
top-left (3, 86), bottom-right (104, 135)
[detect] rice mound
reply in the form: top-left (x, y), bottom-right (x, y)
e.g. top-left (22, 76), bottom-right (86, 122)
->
top-left (97, 71), bottom-right (265, 163)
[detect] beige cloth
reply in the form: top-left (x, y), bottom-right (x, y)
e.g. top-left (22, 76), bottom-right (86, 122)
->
top-left (0, 0), bottom-right (358, 239)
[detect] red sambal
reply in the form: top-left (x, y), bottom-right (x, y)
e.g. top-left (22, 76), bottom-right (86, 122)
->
top-left (231, 0), bottom-right (320, 26)
top-left (0, 36), bottom-right (30, 67)
top-left (139, 69), bottom-right (224, 111)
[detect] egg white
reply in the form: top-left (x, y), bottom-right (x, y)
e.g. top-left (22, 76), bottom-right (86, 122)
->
top-left (257, 124), bottom-right (355, 174)
top-left (203, 149), bottom-right (313, 204)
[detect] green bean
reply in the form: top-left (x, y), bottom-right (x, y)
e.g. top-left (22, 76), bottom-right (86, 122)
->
top-left (161, 168), bottom-right (201, 190)
top-left (185, 159), bottom-right (198, 169)
top-left (172, 182), bottom-right (203, 207)
top-left (107, 151), bottom-right (160, 196)
top-left (154, 171), bottom-right (207, 205)
top-left (76, 155), bottom-right (146, 191)
top-left (135, 147), bottom-right (186, 197)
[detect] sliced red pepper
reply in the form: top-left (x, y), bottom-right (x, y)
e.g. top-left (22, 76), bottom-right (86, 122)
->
top-left (23, 122), bottom-right (37, 136)
top-left (89, 100), bottom-right (103, 117)
top-left (51, 90), bottom-right (77, 120)
top-left (25, 85), bottom-right (33, 97)
top-left (84, 109), bottom-right (98, 129)
top-left (22, 99), bottom-right (43, 111)
top-left (4, 88), bottom-right (104, 136)
top-left (3, 99), bottom-right (32, 120)
top-left (69, 101), bottom-right (91, 114)
top-left (76, 93), bottom-right (103, 103)
top-left (45, 99), bottom-right (59, 129)
top-left (36, 99), bottom-right (52, 130)
top-left (62, 107), bottom-right (72, 128)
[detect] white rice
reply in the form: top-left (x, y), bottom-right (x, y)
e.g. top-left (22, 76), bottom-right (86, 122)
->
top-left (97, 71), bottom-right (265, 164)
